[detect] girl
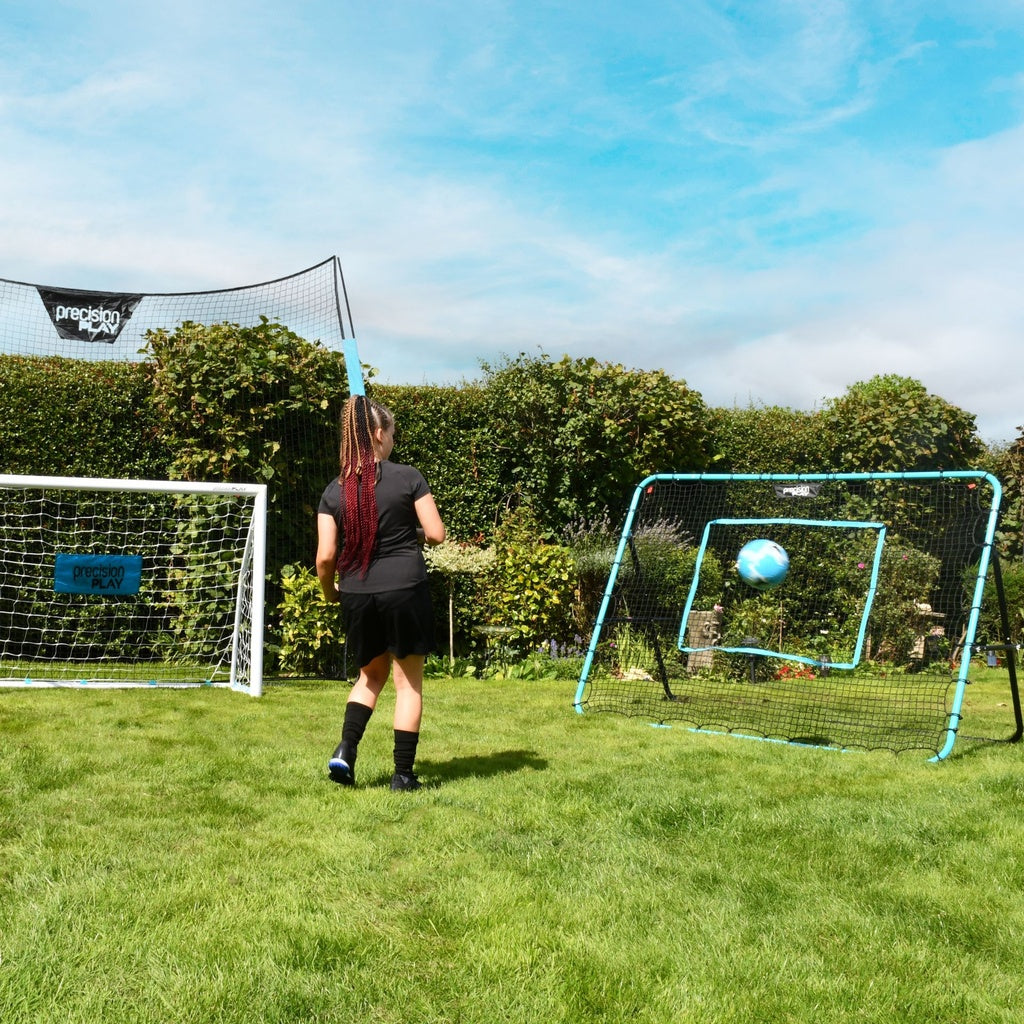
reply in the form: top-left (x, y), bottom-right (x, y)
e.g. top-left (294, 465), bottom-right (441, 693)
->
top-left (316, 395), bottom-right (445, 790)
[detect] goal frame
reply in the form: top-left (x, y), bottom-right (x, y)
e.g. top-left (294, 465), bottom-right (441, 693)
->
top-left (573, 470), bottom-right (1022, 761)
top-left (0, 474), bottom-right (267, 697)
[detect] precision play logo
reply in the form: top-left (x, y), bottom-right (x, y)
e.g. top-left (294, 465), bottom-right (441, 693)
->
top-left (774, 483), bottom-right (823, 498)
top-left (36, 287), bottom-right (143, 344)
top-left (55, 303), bottom-right (123, 339)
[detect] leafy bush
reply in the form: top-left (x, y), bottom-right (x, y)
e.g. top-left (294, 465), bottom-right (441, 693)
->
top-left (863, 541), bottom-right (943, 664)
top-left (275, 565), bottom-right (344, 677)
top-left (631, 520), bottom-right (723, 610)
top-left (562, 514), bottom-right (620, 634)
top-left (564, 515), bottom-right (722, 639)
top-left (718, 595), bottom-right (781, 650)
top-left (824, 374), bottom-right (983, 473)
top-left (481, 507), bottom-right (575, 657)
top-left (984, 432), bottom-right (1024, 561)
top-left (481, 353), bottom-right (711, 536)
top-left (144, 318), bottom-right (350, 593)
top-left (971, 557), bottom-right (1024, 651)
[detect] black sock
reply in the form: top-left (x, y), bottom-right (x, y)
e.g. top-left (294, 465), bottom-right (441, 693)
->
top-left (341, 701), bottom-right (374, 750)
top-left (393, 729), bottom-right (419, 775)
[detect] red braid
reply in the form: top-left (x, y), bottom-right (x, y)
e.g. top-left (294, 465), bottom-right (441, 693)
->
top-left (336, 396), bottom-right (390, 579)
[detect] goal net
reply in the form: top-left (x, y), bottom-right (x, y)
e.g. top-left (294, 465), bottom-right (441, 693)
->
top-left (0, 256), bottom-right (362, 394)
top-left (0, 475), bottom-right (267, 695)
top-left (574, 471), bottom-right (1021, 760)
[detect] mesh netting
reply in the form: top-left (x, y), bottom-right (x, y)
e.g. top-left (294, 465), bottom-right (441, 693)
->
top-left (0, 257), bottom-right (354, 361)
top-left (0, 257), bottom-right (361, 599)
top-left (575, 472), bottom-right (1004, 757)
top-left (0, 477), bottom-right (264, 693)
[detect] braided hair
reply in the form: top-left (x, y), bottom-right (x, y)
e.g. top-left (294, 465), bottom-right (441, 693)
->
top-left (337, 395), bottom-right (394, 579)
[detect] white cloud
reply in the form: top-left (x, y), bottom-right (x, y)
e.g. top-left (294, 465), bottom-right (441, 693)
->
top-left (341, 112), bottom-right (1024, 446)
top-left (1, 0), bottom-right (1022, 449)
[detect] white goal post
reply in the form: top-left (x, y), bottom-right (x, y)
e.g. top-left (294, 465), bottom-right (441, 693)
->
top-left (0, 475), bottom-right (267, 696)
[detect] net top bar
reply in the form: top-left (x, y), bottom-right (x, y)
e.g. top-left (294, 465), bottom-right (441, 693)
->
top-left (0, 475), bottom-right (267, 497)
top-left (636, 470), bottom-right (1001, 486)
top-left (0, 256), bottom-right (337, 301)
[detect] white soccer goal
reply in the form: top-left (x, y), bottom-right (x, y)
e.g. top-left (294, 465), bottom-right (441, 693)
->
top-left (0, 475), bottom-right (267, 696)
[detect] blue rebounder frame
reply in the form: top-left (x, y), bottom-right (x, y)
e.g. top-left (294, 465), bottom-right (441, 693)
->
top-left (574, 471), bottom-right (1020, 761)
top-left (677, 516), bottom-right (887, 671)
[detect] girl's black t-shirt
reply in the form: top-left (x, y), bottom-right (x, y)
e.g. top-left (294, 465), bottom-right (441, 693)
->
top-left (318, 460), bottom-right (431, 594)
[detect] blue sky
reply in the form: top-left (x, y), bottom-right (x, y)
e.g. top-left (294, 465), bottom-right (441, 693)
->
top-left (2, 1), bottom-right (1023, 444)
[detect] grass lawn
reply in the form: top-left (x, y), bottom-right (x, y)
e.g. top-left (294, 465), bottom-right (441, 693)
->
top-left (1, 668), bottom-right (1022, 1023)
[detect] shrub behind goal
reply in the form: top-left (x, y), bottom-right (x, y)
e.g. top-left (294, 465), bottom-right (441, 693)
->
top-left (573, 471), bottom-right (1022, 760)
top-left (0, 475), bottom-right (267, 696)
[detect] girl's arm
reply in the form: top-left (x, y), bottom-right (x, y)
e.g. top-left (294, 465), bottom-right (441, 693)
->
top-left (414, 493), bottom-right (446, 546)
top-left (316, 512), bottom-right (341, 601)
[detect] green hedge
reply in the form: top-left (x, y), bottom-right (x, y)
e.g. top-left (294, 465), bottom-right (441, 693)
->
top-left (4, 346), bottom-right (1018, 671)
top-left (478, 353), bottom-right (712, 534)
top-left (372, 382), bottom-right (504, 540)
top-left (0, 356), bottom-right (168, 478)
top-left (708, 405), bottom-right (830, 473)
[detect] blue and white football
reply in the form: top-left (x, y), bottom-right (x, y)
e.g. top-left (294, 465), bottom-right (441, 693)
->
top-left (736, 539), bottom-right (790, 591)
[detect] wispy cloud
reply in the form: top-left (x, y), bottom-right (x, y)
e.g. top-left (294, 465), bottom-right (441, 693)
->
top-left (1, 1), bottom-right (1023, 443)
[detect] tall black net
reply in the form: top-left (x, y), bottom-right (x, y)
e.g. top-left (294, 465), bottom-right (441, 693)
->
top-left (0, 258), bottom-right (362, 637)
top-left (0, 257), bottom-right (355, 360)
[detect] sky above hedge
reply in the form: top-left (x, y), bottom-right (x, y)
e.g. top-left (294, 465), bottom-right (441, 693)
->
top-left (2, 1), bottom-right (1022, 443)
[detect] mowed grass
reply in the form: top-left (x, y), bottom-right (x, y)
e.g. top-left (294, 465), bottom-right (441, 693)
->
top-left (1, 669), bottom-right (1022, 1023)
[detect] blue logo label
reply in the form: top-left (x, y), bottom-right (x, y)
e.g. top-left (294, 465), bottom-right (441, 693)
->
top-left (54, 554), bottom-right (143, 595)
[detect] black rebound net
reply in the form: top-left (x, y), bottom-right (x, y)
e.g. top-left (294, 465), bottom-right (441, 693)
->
top-left (0, 257), bottom-right (364, 625)
top-left (574, 472), bottom-right (1021, 760)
